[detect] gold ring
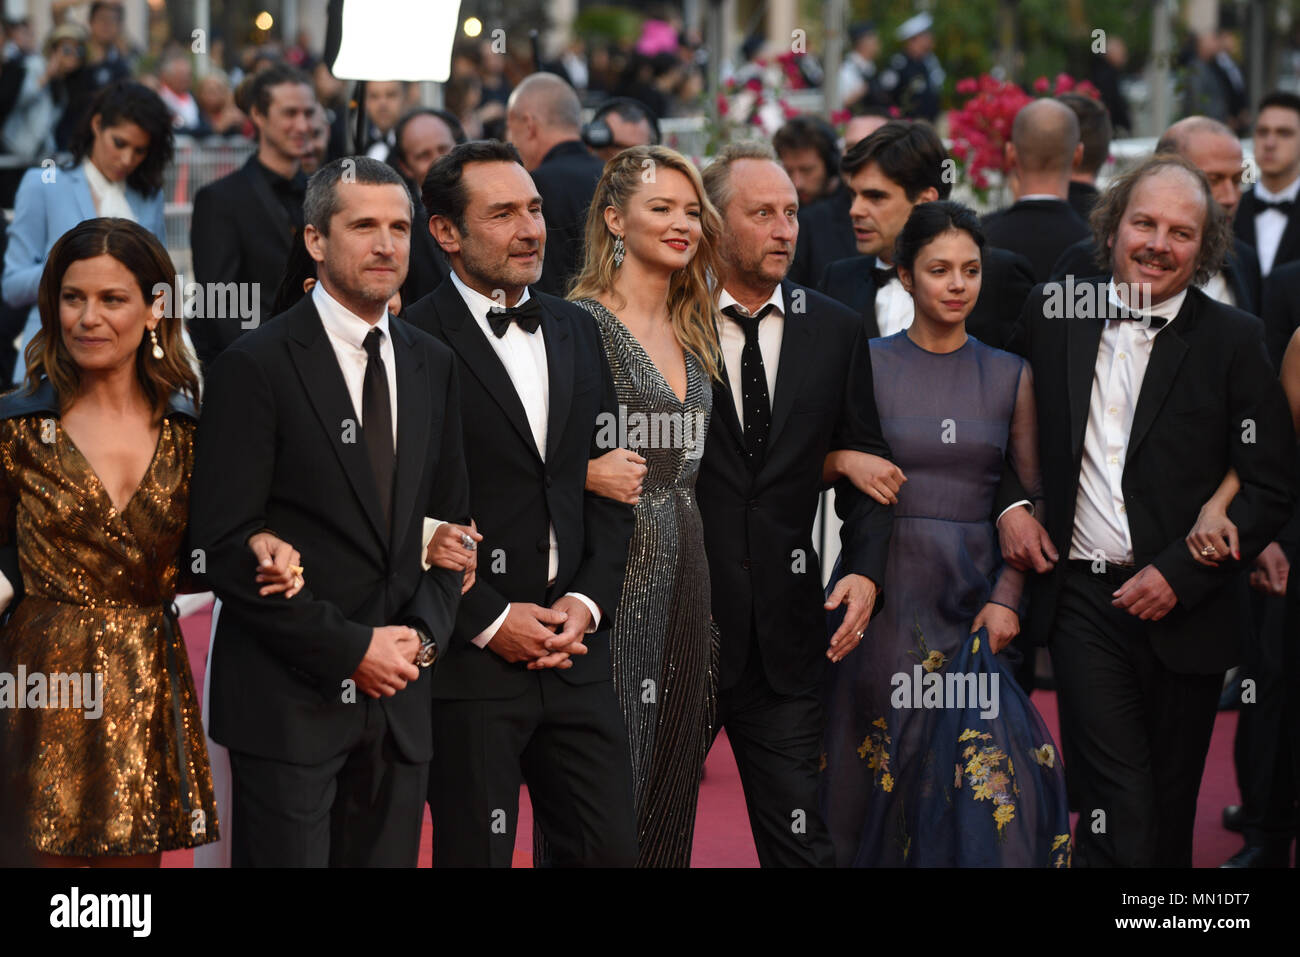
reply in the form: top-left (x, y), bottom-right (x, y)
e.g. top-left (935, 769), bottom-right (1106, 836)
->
top-left (1200, 545), bottom-right (1216, 557)
top-left (289, 564), bottom-right (304, 575)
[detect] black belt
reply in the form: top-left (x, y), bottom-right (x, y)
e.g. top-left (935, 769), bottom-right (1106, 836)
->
top-left (1067, 558), bottom-right (1139, 587)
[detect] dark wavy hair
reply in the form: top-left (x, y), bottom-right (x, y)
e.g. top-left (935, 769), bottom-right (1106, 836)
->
top-left (25, 218), bottom-right (198, 419)
top-left (68, 80), bottom-right (174, 196)
top-left (893, 200), bottom-right (985, 273)
top-left (1088, 152), bottom-right (1231, 286)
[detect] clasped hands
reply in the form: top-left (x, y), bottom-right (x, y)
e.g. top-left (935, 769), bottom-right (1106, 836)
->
top-left (488, 595), bottom-right (594, 670)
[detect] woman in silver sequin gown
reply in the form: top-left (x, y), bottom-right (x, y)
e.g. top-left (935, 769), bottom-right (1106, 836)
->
top-left (559, 146), bottom-right (724, 866)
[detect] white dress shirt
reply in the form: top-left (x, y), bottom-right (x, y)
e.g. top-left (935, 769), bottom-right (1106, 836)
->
top-left (1199, 269), bottom-right (1236, 308)
top-left (1252, 175), bottom-right (1300, 277)
top-left (718, 285), bottom-right (785, 427)
top-left (1069, 281), bottom-right (1188, 564)
top-left (83, 160), bottom-right (136, 221)
top-left (446, 270), bottom-right (600, 646)
top-left (312, 283), bottom-right (398, 448)
top-left (873, 265), bottom-right (914, 338)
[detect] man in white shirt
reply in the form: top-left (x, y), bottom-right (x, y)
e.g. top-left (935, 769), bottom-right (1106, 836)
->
top-left (191, 157), bottom-right (469, 866)
top-left (403, 139), bottom-right (638, 868)
top-left (1236, 91), bottom-right (1300, 277)
top-left (1007, 153), bottom-right (1294, 866)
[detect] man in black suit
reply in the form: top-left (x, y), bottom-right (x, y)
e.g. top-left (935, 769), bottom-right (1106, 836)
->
top-left (1058, 92), bottom-right (1111, 222)
top-left (820, 121), bottom-right (1035, 353)
top-left (403, 141), bottom-right (638, 867)
top-left (1008, 153), bottom-right (1294, 866)
top-left (982, 98), bottom-right (1090, 283)
top-left (388, 108), bottom-right (466, 307)
top-left (1051, 116), bottom-right (1263, 315)
top-left (779, 115), bottom-right (859, 287)
top-left (190, 158), bottom-right (470, 867)
top-left (506, 72), bottom-right (604, 298)
top-left (699, 141), bottom-right (894, 867)
top-left (190, 65), bottom-right (316, 367)
top-left (1236, 91), bottom-right (1300, 279)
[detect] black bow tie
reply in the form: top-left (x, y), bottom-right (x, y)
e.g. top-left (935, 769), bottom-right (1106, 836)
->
top-left (871, 264), bottom-right (897, 288)
top-left (487, 298), bottom-right (542, 337)
top-left (1108, 298), bottom-right (1168, 329)
top-left (1256, 197), bottom-right (1296, 215)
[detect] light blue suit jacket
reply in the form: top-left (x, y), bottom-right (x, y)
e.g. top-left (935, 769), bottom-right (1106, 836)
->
top-left (2, 163), bottom-right (166, 380)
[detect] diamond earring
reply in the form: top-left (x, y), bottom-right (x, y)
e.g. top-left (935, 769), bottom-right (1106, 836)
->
top-left (613, 234), bottom-right (625, 268)
top-left (149, 328), bottom-right (164, 359)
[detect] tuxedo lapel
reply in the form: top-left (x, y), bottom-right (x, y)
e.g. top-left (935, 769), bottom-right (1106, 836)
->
top-left (284, 299), bottom-right (389, 549)
top-left (1127, 295), bottom-right (1193, 461)
top-left (540, 297), bottom-right (573, 463)
top-left (1066, 284), bottom-right (1105, 460)
top-left (389, 318), bottom-right (429, 559)
top-left (1276, 208), bottom-right (1300, 268)
top-left (712, 362), bottom-right (744, 450)
top-left (1235, 193), bottom-right (1258, 248)
top-left (435, 281), bottom-right (541, 461)
top-left (766, 280), bottom-right (812, 452)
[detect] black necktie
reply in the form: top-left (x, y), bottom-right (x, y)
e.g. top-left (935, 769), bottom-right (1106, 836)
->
top-left (1256, 198), bottom-right (1296, 215)
top-left (871, 263), bottom-right (897, 288)
top-left (723, 304), bottom-right (775, 471)
top-left (487, 298), bottom-right (543, 337)
top-left (362, 327), bottom-right (394, 531)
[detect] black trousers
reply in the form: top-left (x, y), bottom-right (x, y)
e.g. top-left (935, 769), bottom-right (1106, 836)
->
top-left (713, 643), bottom-right (835, 868)
top-left (1050, 566), bottom-right (1221, 867)
top-left (228, 698), bottom-right (428, 867)
top-left (427, 671), bottom-right (637, 868)
top-left (1232, 582), bottom-right (1297, 852)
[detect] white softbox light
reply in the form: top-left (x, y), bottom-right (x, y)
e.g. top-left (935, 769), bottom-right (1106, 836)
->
top-left (331, 0), bottom-right (463, 82)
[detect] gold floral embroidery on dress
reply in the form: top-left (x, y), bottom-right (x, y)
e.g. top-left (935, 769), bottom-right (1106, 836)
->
top-left (907, 616), bottom-right (947, 672)
top-left (1050, 832), bottom-right (1073, 868)
top-left (857, 716), bottom-right (894, 791)
top-left (958, 728), bottom-right (1018, 839)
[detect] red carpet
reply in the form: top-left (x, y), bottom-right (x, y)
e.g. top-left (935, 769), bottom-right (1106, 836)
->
top-left (167, 606), bottom-right (1258, 868)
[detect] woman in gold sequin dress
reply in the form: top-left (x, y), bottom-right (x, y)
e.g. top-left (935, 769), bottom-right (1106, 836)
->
top-left (0, 219), bottom-right (303, 866)
top-left (561, 147), bottom-right (724, 866)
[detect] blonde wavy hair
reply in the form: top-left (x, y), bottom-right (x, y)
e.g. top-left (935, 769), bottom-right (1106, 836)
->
top-left (568, 145), bottom-right (724, 380)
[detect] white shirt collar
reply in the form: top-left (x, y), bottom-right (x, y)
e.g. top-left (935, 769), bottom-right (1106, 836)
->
top-left (312, 281), bottom-right (390, 349)
top-left (1018, 193), bottom-right (1068, 202)
top-left (1105, 278), bottom-right (1188, 330)
top-left (717, 284), bottom-right (785, 319)
top-left (449, 268), bottom-right (533, 325)
top-left (1255, 176), bottom-right (1300, 204)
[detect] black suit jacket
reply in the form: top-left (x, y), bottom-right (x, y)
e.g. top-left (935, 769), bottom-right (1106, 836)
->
top-left (402, 278), bottom-right (635, 699)
top-left (1067, 180), bottom-right (1100, 223)
top-left (402, 187), bottom-right (449, 310)
top-left (532, 140), bottom-right (604, 298)
top-left (790, 183), bottom-right (857, 288)
top-left (982, 198), bottom-right (1090, 284)
top-left (190, 295), bottom-right (469, 764)
top-left (1260, 258), bottom-right (1300, 370)
top-left (1050, 235), bottom-right (1262, 317)
top-left (697, 279), bottom-right (893, 695)
top-left (190, 156), bottom-right (304, 368)
top-left (819, 248), bottom-right (1036, 354)
top-left (1235, 187), bottom-right (1300, 276)
top-left (1017, 279), bottom-right (1294, 673)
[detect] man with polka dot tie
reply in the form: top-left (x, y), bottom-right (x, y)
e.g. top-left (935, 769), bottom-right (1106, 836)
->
top-left (696, 141), bottom-right (895, 867)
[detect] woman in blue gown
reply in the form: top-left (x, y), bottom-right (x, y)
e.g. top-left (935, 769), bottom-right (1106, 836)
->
top-left (820, 201), bottom-right (1071, 867)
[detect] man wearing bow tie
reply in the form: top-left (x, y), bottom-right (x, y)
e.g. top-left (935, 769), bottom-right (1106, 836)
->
top-left (1008, 153), bottom-right (1294, 866)
top-left (818, 121), bottom-right (1035, 354)
top-left (402, 140), bottom-right (638, 867)
top-left (1236, 92), bottom-right (1300, 277)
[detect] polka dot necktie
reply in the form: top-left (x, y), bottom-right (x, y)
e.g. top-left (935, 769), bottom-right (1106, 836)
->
top-left (723, 303), bottom-right (775, 472)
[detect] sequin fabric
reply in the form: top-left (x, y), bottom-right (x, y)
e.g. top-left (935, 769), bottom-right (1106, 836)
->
top-left (574, 298), bottom-right (718, 866)
top-left (0, 413), bottom-right (218, 857)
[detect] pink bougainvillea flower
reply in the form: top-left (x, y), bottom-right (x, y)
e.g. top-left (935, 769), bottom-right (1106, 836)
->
top-left (1033, 76), bottom-right (1050, 93)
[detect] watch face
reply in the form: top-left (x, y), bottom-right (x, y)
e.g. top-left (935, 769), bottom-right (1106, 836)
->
top-left (418, 643), bottom-right (438, 667)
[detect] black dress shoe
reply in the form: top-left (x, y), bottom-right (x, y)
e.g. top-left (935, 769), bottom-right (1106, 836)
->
top-left (1219, 844), bottom-right (1290, 868)
top-left (1222, 804), bottom-right (1244, 832)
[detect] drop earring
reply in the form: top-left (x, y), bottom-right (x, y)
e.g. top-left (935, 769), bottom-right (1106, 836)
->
top-left (613, 234), bottom-right (625, 268)
top-left (149, 328), bottom-right (164, 359)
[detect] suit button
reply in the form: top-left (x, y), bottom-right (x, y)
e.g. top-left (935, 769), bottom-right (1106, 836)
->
top-left (747, 500), bottom-right (758, 511)
top-left (742, 559), bottom-right (751, 570)
top-left (537, 539), bottom-right (548, 553)
top-left (544, 474), bottom-right (553, 489)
